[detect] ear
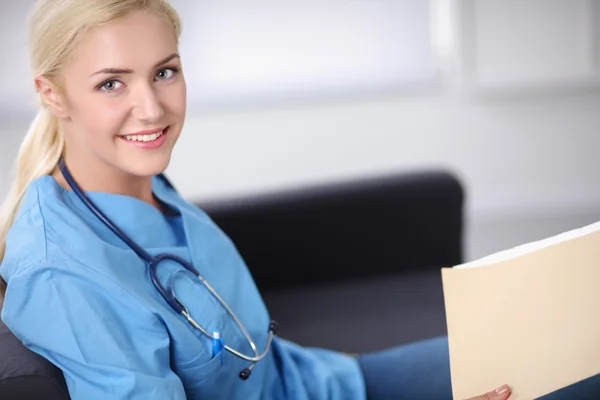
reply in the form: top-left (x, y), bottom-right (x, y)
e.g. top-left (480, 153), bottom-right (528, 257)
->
top-left (35, 76), bottom-right (69, 119)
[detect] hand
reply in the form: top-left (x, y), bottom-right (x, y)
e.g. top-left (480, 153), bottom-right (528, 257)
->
top-left (465, 384), bottom-right (511, 400)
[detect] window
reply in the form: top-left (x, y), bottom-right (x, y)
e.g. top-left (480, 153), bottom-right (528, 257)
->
top-left (171, 0), bottom-right (435, 108)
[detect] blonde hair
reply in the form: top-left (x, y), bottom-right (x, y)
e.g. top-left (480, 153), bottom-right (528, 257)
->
top-left (0, 0), bottom-right (182, 298)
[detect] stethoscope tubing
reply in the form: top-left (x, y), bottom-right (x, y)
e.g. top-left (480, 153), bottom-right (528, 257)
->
top-left (58, 159), bottom-right (277, 378)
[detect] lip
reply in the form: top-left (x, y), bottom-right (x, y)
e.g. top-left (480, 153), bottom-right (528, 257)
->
top-left (119, 126), bottom-right (169, 150)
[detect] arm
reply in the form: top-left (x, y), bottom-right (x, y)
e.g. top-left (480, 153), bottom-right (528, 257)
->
top-left (1, 261), bottom-right (186, 400)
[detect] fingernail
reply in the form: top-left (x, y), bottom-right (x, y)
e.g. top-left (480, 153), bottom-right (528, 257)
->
top-left (495, 384), bottom-right (510, 395)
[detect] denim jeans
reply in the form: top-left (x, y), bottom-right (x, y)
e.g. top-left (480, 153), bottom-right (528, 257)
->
top-left (357, 336), bottom-right (600, 400)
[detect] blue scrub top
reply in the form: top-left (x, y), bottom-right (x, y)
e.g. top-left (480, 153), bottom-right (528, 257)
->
top-left (0, 175), bottom-right (366, 400)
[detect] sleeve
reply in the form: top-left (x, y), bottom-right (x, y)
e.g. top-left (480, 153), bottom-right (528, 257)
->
top-left (1, 262), bottom-right (186, 400)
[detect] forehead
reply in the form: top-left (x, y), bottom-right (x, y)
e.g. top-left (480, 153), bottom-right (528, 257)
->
top-left (70, 10), bottom-right (178, 73)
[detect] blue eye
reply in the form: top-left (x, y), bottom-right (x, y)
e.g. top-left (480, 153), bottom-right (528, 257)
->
top-left (100, 80), bottom-right (123, 92)
top-left (156, 67), bottom-right (179, 81)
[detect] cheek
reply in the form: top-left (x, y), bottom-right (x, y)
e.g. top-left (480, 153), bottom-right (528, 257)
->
top-left (175, 94), bottom-right (186, 119)
top-left (169, 81), bottom-right (187, 117)
top-left (161, 85), bottom-right (187, 134)
top-left (73, 98), bottom-right (130, 142)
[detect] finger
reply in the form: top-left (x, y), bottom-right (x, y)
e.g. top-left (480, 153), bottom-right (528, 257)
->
top-left (466, 384), bottom-right (511, 400)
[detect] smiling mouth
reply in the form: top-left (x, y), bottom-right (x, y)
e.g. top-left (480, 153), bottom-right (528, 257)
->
top-left (122, 129), bottom-right (165, 142)
top-left (118, 126), bottom-right (170, 149)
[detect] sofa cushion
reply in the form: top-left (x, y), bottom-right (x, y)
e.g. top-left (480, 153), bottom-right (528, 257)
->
top-left (262, 268), bottom-right (448, 354)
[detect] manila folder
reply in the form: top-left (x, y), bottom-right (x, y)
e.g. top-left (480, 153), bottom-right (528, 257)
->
top-left (441, 222), bottom-right (600, 399)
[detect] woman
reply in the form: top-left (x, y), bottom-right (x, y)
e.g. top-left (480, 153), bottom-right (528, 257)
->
top-left (0, 1), bottom-right (593, 399)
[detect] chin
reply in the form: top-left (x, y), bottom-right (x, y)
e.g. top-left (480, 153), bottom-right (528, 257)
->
top-left (122, 156), bottom-right (172, 178)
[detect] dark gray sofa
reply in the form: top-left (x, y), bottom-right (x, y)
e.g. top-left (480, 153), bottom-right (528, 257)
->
top-left (0, 169), bottom-right (464, 399)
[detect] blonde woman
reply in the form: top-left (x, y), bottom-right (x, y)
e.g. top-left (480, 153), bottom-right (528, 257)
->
top-left (0, 1), bottom-right (594, 399)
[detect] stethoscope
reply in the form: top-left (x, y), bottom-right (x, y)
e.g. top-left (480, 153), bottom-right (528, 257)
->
top-left (58, 159), bottom-right (278, 380)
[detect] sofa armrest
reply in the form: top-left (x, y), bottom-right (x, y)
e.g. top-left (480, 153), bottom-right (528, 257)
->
top-left (0, 318), bottom-right (69, 400)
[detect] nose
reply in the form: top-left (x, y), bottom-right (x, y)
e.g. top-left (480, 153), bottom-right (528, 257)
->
top-left (131, 84), bottom-right (164, 123)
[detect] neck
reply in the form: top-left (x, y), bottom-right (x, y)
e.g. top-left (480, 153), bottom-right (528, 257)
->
top-left (53, 152), bottom-right (162, 212)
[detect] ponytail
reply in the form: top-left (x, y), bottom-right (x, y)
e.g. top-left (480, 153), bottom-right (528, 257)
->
top-left (0, 107), bottom-right (64, 299)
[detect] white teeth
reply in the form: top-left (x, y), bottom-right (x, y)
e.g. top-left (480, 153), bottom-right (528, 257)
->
top-left (124, 130), bottom-right (164, 142)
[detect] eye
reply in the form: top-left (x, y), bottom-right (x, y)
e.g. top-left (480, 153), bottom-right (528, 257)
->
top-left (99, 80), bottom-right (123, 92)
top-left (155, 67), bottom-right (179, 81)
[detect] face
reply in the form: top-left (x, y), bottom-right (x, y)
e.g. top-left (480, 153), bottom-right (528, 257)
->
top-left (42, 10), bottom-right (186, 178)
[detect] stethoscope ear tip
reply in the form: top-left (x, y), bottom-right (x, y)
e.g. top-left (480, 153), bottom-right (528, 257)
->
top-left (239, 368), bottom-right (251, 380)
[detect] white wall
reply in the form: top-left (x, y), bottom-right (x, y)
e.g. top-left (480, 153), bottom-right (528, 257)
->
top-left (169, 92), bottom-right (600, 215)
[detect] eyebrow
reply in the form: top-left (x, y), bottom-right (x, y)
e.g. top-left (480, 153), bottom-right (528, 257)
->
top-left (91, 53), bottom-right (180, 76)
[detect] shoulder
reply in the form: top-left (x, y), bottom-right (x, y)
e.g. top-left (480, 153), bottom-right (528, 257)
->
top-left (0, 255), bottom-right (165, 371)
top-left (1, 176), bottom-right (55, 278)
top-left (1, 176), bottom-right (93, 280)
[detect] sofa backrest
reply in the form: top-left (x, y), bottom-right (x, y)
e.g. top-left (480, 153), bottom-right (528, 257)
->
top-left (199, 169), bottom-right (464, 292)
